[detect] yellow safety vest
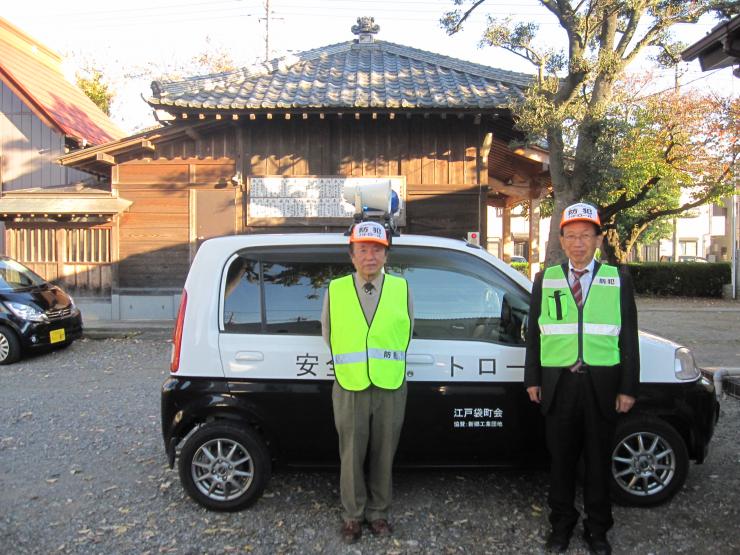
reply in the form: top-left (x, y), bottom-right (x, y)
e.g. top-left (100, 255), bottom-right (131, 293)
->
top-left (328, 274), bottom-right (411, 391)
top-left (538, 264), bottom-right (621, 367)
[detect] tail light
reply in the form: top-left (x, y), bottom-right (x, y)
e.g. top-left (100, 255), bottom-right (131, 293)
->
top-left (170, 289), bottom-right (187, 373)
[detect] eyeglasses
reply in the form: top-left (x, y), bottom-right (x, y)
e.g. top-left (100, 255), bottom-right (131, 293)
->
top-left (563, 234), bottom-right (596, 243)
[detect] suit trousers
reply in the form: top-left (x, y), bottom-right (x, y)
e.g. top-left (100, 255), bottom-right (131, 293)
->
top-left (546, 370), bottom-right (615, 536)
top-left (332, 381), bottom-right (407, 523)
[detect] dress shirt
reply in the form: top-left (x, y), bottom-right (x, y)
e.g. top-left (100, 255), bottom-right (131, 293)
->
top-left (568, 258), bottom-right (596, 302)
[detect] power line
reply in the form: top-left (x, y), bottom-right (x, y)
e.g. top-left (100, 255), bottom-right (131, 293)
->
top-left (633, 69), bottom-right (726, 100)
top-left (42, 0), bottom-right (251, 17)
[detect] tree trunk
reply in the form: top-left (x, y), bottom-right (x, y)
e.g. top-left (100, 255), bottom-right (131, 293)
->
top-left (602, 228), bottom-right (625, 264)
top-left (544, 126), bottom-right (576, 267)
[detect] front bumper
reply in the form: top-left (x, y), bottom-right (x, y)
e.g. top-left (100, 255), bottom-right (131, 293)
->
top-left (18, 312), bottom-right (83, 349)
top-left (639, 376), bottom-right (719, 463)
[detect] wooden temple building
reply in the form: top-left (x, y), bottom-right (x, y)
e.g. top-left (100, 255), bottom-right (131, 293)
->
top-left (6, 17), bottom-right (549, 320)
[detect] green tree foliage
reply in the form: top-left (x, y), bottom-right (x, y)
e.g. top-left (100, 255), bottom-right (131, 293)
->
top-left (441, 0), bottom-right (736, 264)
top-left (590, 80), bottom-right (737, 262)
top-left (76, 68), bottom-right (114, 116)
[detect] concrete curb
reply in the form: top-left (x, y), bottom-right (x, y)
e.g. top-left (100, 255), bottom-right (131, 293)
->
top-left (82, 320), bottom-right (173, 340)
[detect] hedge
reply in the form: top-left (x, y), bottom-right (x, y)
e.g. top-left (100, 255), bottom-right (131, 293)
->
top-left (627, 262), bottom-right (731, 298)
top-left (510, 262), bottom-right (529, 276)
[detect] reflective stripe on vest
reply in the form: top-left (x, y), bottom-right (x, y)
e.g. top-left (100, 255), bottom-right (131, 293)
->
top-left (329, 274), bottom-right (411, 391)
top-left (538, 264), bottom-right (621, 367)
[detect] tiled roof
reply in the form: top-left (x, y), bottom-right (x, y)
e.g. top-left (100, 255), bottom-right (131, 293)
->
top-left (149, 39), bottom-right (534, 112)
top-left (0, 17), bottom-right (123, 145)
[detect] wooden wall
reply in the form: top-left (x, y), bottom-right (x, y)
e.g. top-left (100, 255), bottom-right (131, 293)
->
top-left (112, 115), bottom-right (489, 289)
top-left (156, 115), bottom-right (488, 234)
top-left (4, 223), bottom-right (114, 293)
top-left (0, 81), bottom-right (91, 190)
top-left (114, 154), bottom-right (235, 288)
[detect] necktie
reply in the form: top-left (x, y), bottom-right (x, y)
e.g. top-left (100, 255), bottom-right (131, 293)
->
top-left (571, 269), bottom-right (588, 307)
top-left (363, 282), bottom-right (375, 295)
top-left (570, 268), bottom-right (588, 373)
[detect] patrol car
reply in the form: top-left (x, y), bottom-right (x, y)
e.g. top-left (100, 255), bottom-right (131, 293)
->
top-left (161, 233), bottom-right (719, 512)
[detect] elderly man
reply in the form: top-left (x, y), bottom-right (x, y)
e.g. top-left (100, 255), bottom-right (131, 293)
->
top-left (524, 203), bottom-right (639, 555)
top-left (321, 220), bottom-right (413, 544)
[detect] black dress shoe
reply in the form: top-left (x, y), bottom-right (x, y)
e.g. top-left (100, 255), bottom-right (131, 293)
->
top-left (545, 531), bottom-right (571, 553)
top-left (583, 530), bottom-right (611, 555)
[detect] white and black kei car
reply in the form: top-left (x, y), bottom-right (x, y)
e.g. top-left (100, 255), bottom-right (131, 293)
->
top-left (161, 233), bottom-right (719, 512)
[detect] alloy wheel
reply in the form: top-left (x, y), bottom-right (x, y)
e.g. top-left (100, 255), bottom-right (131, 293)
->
top-left (612, 431), bottom-right (676, 497)
top-left (190, 437), bottom-right (254, 502)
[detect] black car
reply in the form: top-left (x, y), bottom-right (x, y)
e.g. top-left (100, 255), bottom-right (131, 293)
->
top-left (0, 256), bottom-right (83, 364)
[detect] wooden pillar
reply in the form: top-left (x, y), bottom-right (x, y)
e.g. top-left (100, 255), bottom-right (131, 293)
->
top-left (502, 206), bottom-right (513, 262)
top-left (529, 197), bottom-right (541, 278)
top-left (478, 131), bottom-right (493, 249)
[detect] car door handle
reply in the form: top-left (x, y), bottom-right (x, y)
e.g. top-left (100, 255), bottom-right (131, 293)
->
top-left (407, 354), bottom-right (434, 365)
top-left (235, 351), bottom-right (264, 361)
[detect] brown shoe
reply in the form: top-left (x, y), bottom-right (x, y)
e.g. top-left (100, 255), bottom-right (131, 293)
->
top-left (369, 519), bottom-right (393, 536)
top-left (340, 520), bottom-right (362, 544)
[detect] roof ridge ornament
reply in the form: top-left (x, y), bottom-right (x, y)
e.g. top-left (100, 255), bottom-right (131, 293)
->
top-left (351, 16), bottom-right (379, 44)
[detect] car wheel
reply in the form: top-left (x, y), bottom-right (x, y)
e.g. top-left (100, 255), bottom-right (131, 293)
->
top-left (0, 327), bottom-right (21, 365)
top-left (178, 423), bottom-right (271, 511)
top-left (610, 416), bottom-right (688, 507)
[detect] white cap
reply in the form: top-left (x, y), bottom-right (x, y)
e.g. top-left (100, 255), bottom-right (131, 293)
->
top-left (561, 202), bottom-right (601, 229)
top-left (349, 221), bottom-right (389, 246)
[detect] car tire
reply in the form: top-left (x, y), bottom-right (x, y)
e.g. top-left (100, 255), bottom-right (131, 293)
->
top-left (178, 422), bottom-right (271, 511)
top-left (0, 326), bottom-right (21, 365)
top-left (610, 416), bottom-right (689, 507)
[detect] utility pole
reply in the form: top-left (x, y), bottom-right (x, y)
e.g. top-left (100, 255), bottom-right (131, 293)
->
top-left (260, 0), bottom-right (284, 62)
top-left (263, 0), bottom-right (270, 62)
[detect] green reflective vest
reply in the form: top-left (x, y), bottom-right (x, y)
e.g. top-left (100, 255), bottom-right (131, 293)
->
top-left (538, 264), bottom-right (621, 367)
top-left (329, 274), bottom-right (411, 391)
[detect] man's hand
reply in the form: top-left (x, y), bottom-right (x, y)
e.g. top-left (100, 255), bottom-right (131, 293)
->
top-left (616, 394), bottom-right (635, 413)
top-left (527, 386), bottom-right (541, 404)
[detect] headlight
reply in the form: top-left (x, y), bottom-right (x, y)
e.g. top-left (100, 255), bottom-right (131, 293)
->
top-left (674, 347), bottom-right (700, 380)
top-left (5, 301), bottom-right (48, 322)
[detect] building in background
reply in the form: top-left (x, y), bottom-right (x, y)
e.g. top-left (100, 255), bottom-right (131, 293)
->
top-left (58, 17), bottom-right (546, 320)
top-left (682, 15), bottom-right (739, 297)
top-left (0, 17), bottom-right (126, 295)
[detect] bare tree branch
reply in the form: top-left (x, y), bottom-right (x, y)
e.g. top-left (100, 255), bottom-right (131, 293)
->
top-left (615, 7), bottom-right (643, 57)
top-left (600, 177), bottom-right (661, 221)
top-left (447, 0), bottom-right (487, 34)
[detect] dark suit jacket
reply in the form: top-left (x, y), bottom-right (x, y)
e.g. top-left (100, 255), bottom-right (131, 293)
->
top-left (523, 262), bottom-right (640, 420)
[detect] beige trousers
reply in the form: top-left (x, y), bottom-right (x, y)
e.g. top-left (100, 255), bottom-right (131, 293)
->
top-left (332, 381), bottom-right (407, 523)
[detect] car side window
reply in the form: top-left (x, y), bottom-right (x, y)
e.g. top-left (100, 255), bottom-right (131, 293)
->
top-left (223, 258), bottom-right (261, 333)
top-left (262, 261), bottom-right (332, 334)
top-left (222, 247), bottom-right (352, 334)
top-left (387, 246), bottom-right (529, 345)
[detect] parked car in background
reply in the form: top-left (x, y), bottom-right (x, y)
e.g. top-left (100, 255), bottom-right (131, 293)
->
top-left (659, 255), bottom-right (709, 263)
top-left (0, 257), bottom-right (83, 364)
top-left (509, 255), bottom-right (527, 263)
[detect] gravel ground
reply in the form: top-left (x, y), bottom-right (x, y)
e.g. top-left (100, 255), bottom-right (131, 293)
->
top-left (1, 298), bottom-right (739, 554)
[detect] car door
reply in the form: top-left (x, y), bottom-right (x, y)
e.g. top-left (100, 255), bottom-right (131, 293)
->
top-left (217, 246), bottom-right (352, 464)
top-left (388, 246), bottom-right (546, 466)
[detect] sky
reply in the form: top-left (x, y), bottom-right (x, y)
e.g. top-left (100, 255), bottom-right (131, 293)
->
top-left (3, 0), bottom-right (736, 133)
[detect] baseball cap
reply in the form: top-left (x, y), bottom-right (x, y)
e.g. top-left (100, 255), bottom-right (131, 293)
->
top-left (349, 221), bottom-right (389, 246)
top-left (560, 202), bottom-right (601, 229)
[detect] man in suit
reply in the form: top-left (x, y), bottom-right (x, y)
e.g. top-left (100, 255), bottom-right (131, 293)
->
top-left (524, 202), bottom-right (639, 555)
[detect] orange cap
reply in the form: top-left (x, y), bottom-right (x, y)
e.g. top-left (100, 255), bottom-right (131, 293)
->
top-left (349, 221), bottom-right (389, 246)
top-left (560, 202), bottom-right (601, 229)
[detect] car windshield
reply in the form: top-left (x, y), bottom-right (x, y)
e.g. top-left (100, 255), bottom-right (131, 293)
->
top-left (0, 259), bottom-right (48, 291)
